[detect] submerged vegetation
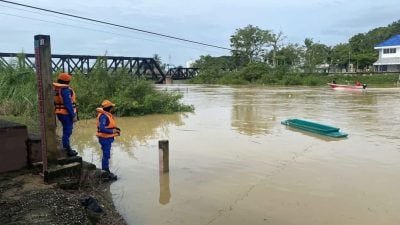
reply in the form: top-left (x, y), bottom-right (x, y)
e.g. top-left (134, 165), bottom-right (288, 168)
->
top-left (0, 60), bottom-right (193, 131)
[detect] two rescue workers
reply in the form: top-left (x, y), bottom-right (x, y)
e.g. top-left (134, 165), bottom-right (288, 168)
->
top-left (54, 72), bottom-right (119, 180)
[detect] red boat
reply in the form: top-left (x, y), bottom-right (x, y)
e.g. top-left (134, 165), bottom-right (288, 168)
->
top-left (327, 83), bottom-right (367, 90)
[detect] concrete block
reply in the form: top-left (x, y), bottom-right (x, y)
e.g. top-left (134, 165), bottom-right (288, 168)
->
top-left (0, 120), bottom-right (28, 173)
top-left (27, 134), bottom-right (42, 165)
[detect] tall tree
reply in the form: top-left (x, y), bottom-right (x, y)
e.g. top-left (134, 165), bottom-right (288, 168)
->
top-left (230, 25), bottom-right (272, 64)
top-left (303, 38), bottom-right (314, 72)
top-left (303, 38), bottom-right (329, 73)
top-left (270, 31), bottom-right (285, 67)
top-left (153, 54), bottom-right (165, 70)
top-left (192, 55), bottom-right (235, 71)
top-left (330, 43), bottom-right (351, 71)
top-left (274, 43), bottom-right (302, 67)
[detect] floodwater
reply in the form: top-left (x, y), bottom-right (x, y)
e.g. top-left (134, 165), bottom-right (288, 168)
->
top-left (73, 85), bottom-right (400, 225)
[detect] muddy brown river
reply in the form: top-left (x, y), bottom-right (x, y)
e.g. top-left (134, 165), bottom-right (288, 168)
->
top-left (72, 85), bottom-right (400, 225)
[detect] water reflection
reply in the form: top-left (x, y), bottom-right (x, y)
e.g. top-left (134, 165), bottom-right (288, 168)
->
top-left (229, 86), bottom-right (398, 139)
top-left (230, 90), bottom-right (278, 136)
top-left (342, 92), bottom-right (379, 127)
top-left (71, 113), bottom-right (187, 156)
top-left (159, 172), bottom-right (171, 205)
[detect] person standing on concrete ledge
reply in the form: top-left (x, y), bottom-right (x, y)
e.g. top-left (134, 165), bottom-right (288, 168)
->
top-left (96, 100), bottom-right (120, 181)
top-left (53, 73), bottom-right (78, 157)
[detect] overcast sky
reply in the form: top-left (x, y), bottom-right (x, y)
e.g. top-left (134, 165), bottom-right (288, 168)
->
top-left (0, 0), bottom-right (399, 65)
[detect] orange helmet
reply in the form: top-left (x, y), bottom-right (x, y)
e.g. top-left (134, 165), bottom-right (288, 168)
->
top-left (101, 100), bottom-right (115, 108)
top-left (58, 73), bottom-right (72, 82)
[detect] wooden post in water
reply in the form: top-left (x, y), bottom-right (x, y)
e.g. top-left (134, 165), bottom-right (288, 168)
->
top-left (158, 140), bottom-right (169, 173)
top-left (159, 172), bottom-right (171, 205)
top-left (34, 35), bottom-right (58, 173)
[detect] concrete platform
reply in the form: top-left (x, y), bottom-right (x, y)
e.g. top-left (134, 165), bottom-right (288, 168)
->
top-left (44, 161), bottom-right (82, 184)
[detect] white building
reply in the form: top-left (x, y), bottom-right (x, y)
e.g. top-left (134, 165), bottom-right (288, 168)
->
top-left (373, 34), bottom-right (400, 72)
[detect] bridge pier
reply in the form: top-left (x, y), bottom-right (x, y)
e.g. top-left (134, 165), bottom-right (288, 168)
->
top-left (164, 77), bottom-right (173, 84)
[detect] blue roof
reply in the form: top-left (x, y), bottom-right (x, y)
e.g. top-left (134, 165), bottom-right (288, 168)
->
top-left (376, 35), bottom-right (400, 47)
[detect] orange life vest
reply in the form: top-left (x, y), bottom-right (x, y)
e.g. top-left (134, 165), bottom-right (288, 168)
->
top-left (53, 82), bottom-right (77, 115)
top-left (96, 108), bottom-right (118, 138)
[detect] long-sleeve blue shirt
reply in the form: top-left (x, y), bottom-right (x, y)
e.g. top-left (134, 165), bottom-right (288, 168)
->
top-left (98, 114), bottom-right (115, 135)
top-left (60, 88), bottom-right (76, 120)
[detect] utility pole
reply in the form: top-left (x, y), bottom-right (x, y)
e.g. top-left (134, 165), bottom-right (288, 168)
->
top-left (348, 47), bottom-right (351, 72)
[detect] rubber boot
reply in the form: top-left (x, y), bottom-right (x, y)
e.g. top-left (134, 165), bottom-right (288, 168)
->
top-left (108, 172), bottom-right (118, 181)
top-left (65, 146), bottom-right (78, 157)
top-left (101, 169), bottom-right (118, 181)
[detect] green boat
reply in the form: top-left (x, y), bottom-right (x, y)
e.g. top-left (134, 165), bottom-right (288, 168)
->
top-left (281, 119), bottom-right (348, 138)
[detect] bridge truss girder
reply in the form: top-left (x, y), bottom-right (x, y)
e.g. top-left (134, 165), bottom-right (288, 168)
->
top-left (166, 67), bottom-right (199, 80)
top-left (0, 53), bottom-right (166, 82)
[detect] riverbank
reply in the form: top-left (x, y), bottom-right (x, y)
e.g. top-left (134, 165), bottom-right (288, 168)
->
top-left (189, 70), bottom-right (400, 87)
top-left (0, 162), bottom-right (126, 225)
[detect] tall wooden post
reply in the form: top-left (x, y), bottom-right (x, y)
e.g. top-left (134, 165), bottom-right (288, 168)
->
top-left (34, 35), bottom-right (58, 173)
top-left (158, 140), bottom-right (169, 173)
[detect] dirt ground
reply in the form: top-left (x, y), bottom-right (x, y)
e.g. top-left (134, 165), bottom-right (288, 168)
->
top-left (0, 164), bottom-right (127, 225)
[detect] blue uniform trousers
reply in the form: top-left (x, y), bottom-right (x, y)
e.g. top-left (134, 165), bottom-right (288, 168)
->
top-left (99, 137), bottom-right (114, 171)
top-left (57, 114), bottom-right (74, 149)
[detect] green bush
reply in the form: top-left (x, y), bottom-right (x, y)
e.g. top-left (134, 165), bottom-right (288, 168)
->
top-left (281, 74), bottom-right (303, 85)
top-left (72, 68), bottom-right (194, 118)
top-left (238, 62), bottom-right (270, 82)
top-left (302, 75), bottom-right (324, 86)
top-left (189, 68), bottom-right (224, 84)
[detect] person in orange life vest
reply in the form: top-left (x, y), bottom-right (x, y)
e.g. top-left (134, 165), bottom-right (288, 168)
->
top-left (53, 73), bottom-right (78, 157)
top-left (355, 81), bottom-right (362, 86)
top-left (96, 100), bottom-right (120, 181)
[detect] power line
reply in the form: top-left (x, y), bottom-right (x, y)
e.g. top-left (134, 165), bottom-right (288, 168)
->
top-left (0, 3), bottom-right (106, 27)
top-left (0, 0), bottom-right (233, 51)
top-left (0, 10), bottom-right (226, 55)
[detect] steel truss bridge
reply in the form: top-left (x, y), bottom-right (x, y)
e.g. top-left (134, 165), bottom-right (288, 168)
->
top-left (0, 52), bottom-right (199, 82)
top-left (166, 67), bottom-right (199, 80)
top-left (0, 52), bottom-right (166, 82)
